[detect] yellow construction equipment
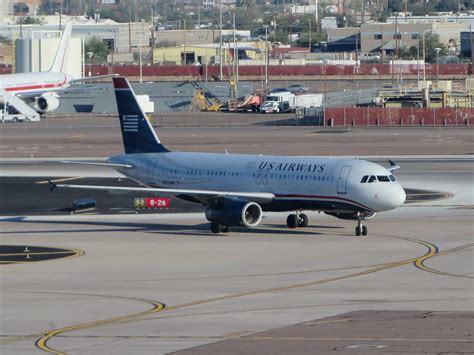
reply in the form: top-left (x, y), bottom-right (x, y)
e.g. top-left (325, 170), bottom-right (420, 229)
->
top-left (189, 85), bottom-right (224, 112)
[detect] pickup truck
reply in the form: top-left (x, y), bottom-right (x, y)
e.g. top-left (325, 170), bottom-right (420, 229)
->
top-left (0, 110), bottom-right (29, 123)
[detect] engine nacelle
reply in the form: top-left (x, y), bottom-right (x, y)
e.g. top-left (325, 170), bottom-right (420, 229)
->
top-left (205, 200), bottom-right (262, 227)
top-left (324, 211), bottom-right (376, 220)
top-left (35, 94), bottom-right (60, 113)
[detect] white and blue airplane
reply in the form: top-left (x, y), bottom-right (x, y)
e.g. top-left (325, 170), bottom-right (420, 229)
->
top-left (52, 77), bottom-right (406, 235)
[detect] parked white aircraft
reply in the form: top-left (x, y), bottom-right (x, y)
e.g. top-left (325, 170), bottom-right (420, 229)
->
top-left (52, 77), bottom-right (406, 235)
top-left (0, 22), bottom-right (111, 115)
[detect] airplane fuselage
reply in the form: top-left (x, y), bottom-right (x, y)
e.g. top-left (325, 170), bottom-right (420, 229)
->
top-left (109, 152), bottom-right (405, 214)
top-left (0, 72), bottom-right (70, 95)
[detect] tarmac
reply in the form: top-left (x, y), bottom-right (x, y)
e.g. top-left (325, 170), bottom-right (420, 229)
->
top-left (0, 118), bottom-right (472, 354)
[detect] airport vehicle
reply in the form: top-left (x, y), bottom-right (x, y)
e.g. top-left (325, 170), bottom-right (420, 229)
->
top-left (0, 22), bottom-right (112, 118)
top-left (262, 92), bottom-right (323, 113)
top-left (289, 93), bottom-right (323, 109)
top-left (51, 77), bottom-right (406, 236)
top-left (228, 94), bottom-right (261, 112)
top-left (0, 105), bottom-right (29, 123)
top-left (262, 91), bottom-right (293, 113)
top-left (0, 112), bottom-right (28, 123)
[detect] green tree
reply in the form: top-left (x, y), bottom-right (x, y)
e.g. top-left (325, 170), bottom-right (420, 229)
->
top-left (398, 45), bottom-right (418, 60)
top-left (84, 36), bottom-right (109, 63)
top-left (424, 33), bottom-right (447, 63)
top-left (397, 33), bottom-right (447, 62)
top-left (17, 16), bottom-right (41, 24)
top-left (297, 31), bottom-right (326, 48)
top-left (436, 0), bottom-right (460, 12)
top-left (409, 2), bottom-right (436, 15)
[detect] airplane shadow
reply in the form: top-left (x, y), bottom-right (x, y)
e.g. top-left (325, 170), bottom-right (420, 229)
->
top-left (0, 217), bottom-right (339, 237)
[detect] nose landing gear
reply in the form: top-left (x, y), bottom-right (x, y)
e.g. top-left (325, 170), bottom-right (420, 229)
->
top-left (287, 212), bottom-right (309, 228)
top-left (355, 213), bottom-right (368, 236)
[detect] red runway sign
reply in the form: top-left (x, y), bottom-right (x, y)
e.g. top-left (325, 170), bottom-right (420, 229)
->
top-left (134, 197), bottom-right (171, 209)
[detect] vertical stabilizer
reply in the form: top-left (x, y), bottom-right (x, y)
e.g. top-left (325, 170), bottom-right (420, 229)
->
top-left (49, 21), bottom-right (72, 73)
top-left (113, 77), bottom-right (169, 154)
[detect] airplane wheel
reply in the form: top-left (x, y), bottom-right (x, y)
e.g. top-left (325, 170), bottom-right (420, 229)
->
top-left (222, 226), bottom-right (231, 233)
top-left (210, 222), bottom-right (223, 234)
top-left (355, 226), bottom-right (361, 236)
top-left (287, 214), bottom-right (298, 228)
top-left (362, 226), bottom-right (368, 236)
top-left (298, 213), bottom-right (308, 227)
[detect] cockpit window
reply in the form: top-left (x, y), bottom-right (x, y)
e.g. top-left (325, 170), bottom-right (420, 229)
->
top-left (377, 175), bottom-right (390, 182)
top-left (360, 175), bottom-right (369, 183)
top-left (389, 175), bottom-right (396, 181)
top-left (368, 175), bottom-right (377, 183)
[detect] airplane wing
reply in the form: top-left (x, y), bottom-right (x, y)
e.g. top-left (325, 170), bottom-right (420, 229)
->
top-left (68, 74), bottom-right (119, 84)
top-left (60, 161), bottom-right (134, 169)
top-left (13, 75), bottom-right (118, 100)
top-left (49, 181), bottom-right (275, 205)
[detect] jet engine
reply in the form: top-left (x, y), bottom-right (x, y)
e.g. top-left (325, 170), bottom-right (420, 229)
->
top-left (324, 211), bottom-right (376, 220)
top-left (35, 94), bottom-right (60, 113)
top-left (205, 200), bottom-right (262, 227)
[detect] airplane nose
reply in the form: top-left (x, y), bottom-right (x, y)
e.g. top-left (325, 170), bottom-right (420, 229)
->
top-left (377, 184), bottom-right (406, 211)
top-left (387, 184), bottom-right (406, 210)
top-left (395, 185), bottom-right (406, 207)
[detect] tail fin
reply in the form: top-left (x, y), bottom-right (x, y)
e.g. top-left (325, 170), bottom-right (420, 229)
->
top-left (113, 77), bottom-right (169, 154)
top-left (49, 21), bottom-right (72, 73)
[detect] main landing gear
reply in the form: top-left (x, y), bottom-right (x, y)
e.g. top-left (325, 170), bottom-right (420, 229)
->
top-left (287, 212), bottom-right (309, 228)
top-left (210, 222), bottom-right (231, 234)
top-left (355, 213), bottom-right (368, 236)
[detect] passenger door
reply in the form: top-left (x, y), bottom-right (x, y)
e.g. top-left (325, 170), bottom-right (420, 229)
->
top-left (337, 166), bottom-right (352, 194)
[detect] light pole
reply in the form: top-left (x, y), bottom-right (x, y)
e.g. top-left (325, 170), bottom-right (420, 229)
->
top-left (86, 51), bottom-right (94, 77)
top-left (219, 0), bottom-right (223, 80)
top-left (264, 25), bottom-right (269, 95)
top-left (470, 25), bottom-right (473, 74)
top-left (205, 32), bottom-right (210, 82)
top-left (435, 47), bottom-right (441, 85)
top-left (416, 30), bottom-right (426, 85)
top-left (417, 34), bottom-right (420, 84)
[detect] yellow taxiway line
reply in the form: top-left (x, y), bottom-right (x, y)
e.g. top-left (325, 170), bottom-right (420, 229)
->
top-left (1, 237), bottom-right (471, 354)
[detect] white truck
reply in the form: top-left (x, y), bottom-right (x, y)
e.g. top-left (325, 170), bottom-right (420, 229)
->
top-left (262, 91), bottom-right (323, 113)
top-left (289, 93), bottom-right (323, 109)
top-left (261, 91), bottom-right (294, 113)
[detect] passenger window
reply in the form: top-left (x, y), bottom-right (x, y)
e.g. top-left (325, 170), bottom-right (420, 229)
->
top-left (377, 176), bottom-right (390, 182)
top-left (368, 175), bottom-right (377, 183)
top-left (389, 175), bottom-right (396, 181)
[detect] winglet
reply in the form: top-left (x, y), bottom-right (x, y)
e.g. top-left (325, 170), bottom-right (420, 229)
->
top-left (388, 159), bottom-right (400, 172)
top-left (48, 179), bottom-right (57, 192)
